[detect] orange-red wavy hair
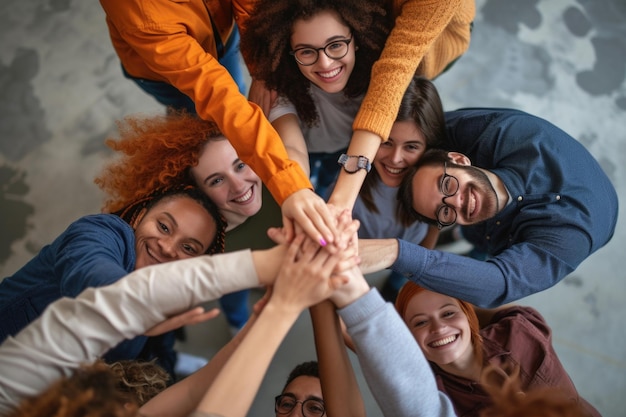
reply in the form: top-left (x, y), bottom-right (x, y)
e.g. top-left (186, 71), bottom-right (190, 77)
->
top-left (479, 365), bottom-right (588, 417)
top-left (95, 111), bottom-right (223, 214)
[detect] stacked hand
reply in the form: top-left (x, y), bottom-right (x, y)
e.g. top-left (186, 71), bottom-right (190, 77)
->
top-left (266, 209), bottom-right (370, 311)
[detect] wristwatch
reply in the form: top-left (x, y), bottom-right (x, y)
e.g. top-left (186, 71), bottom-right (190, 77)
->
top-left (337, 154), bottom-right (372, 174)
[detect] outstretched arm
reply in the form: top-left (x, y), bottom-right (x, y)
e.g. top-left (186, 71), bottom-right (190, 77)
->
top-left (326, 130), bottom-right (381, 211)
top-left (271, 113), bottom-right (311, 177)
top-left (141, 293), bottom-right (267, 417)
top-left (331, 266), bottom-right (456, 417)
top-left (310, 301), bottom-right (365, 417)
top-left (357, 238), bottom-right (399, 274)
top-left (0, 249), bottom-right (263, 415)
top-left (195, 235), bottom-right (349, 417)
top-left (328, 0), bottom-right (474, 212)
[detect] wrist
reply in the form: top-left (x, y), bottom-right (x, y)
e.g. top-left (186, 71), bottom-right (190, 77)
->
top-left (252, 245), bottom-right (287, 285)
top-left (331, 281), bottom-right (370, 310)
top-left (262, 298), bottom-right (305, 323)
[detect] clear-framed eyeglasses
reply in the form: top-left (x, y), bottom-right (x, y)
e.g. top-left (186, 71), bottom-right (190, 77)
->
top-left (275, 394), bottom-right (326, 417)
top-left (289, 35), bottom-right (353, 66)
top-left (436, 161), bottom-right (460, 229)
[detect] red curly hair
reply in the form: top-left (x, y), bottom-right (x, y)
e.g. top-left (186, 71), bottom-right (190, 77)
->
top-left (95, 111), bottom-right (223, 214)
top-left (480, 365), bottom-right (588, 417)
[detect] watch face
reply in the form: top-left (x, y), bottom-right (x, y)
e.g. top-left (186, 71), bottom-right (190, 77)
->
top-left (344, 156), bottom-right (359, 172)
top-left (338, 154), bottom-right (369, 173)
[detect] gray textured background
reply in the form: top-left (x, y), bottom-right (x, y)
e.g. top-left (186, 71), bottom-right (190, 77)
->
top-left (0, 0), bottom-right (624, 415)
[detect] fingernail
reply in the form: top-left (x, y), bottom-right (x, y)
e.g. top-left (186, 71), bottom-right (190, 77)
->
top-left (319, 238), bottom-right (327, 246)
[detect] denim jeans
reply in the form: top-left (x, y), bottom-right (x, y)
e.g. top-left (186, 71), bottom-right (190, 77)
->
top-left (309, 149), bottom-right (345, 199)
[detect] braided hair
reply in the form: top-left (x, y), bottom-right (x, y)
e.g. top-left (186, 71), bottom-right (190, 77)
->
top-left (115, 185), bottom-right (226, 255)
top-left (240, 0), bottom-right (391, 127)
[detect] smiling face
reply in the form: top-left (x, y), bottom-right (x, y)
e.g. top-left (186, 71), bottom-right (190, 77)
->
top-left (411, 162), bottom-right (499, 226)
top-left (133, 195), bottom-right (217, 269)
top-left (190, 138), bottom-right (263, 229)
top-left (402, 289), bottom-right (474, 367)
top-left (374, 120), bottom-right (427, 187)
top-left (290, 10), bottom-right (356, 94)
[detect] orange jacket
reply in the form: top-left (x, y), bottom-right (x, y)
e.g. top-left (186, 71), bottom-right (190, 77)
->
top-left (100, 0), bottom-right (312, 204)
top-left (353, 0), bottom-right (476, 141)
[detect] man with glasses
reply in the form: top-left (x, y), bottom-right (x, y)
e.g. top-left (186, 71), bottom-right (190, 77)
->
top-left (274, 361), bottom-right (326, 417)
top-left (359, 108), bottom-right (618, 307)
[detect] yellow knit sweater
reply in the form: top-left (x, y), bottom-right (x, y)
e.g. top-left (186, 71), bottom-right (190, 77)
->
top-left (353, 0), bottom-right (475, 141)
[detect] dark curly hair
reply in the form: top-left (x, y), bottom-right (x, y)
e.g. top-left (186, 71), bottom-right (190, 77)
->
top-left (359, 76), bottom-right (447, 217)
top-left (282, 361), bottom-right (319, 391)
top-left (240, 0), bottom-right (391, 127)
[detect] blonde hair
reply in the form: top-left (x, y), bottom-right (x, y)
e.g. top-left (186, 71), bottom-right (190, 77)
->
top-left (108, 359), bottom-right (170, 406)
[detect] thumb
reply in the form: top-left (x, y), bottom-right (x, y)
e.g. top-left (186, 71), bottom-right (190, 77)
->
top-left (267, 227), bottom-right (288, 244)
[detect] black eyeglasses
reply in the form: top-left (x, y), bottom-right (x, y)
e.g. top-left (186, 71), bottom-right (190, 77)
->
top-left (435, 161), bottom-right (459, 229)
top-left (275, 394), bottom-right (326, 417)
top-left (289, 35), bottom-right (353, 66)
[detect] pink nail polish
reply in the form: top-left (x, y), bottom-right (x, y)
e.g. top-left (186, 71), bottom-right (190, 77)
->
top-left (319, 238), bottom-right (327, 246)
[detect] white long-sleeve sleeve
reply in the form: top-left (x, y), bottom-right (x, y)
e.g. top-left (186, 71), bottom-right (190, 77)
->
top-left (0, 250), bottom-right (258, 415)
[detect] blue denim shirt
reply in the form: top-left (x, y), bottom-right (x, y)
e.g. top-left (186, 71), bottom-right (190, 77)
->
top-left (0, 214), bottom-right (156, 366)
top-left (393, 108), bottom-right (618, 307)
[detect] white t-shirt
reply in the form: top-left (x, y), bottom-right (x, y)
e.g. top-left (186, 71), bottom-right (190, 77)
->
top-left (268, 84), bottom-right (364, 153)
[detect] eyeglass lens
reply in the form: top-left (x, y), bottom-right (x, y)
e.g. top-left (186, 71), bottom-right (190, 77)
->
top-left (292, 37), bottom-right (351, 66)
top-left (437, 162), bottom-right (459, 226)
top-left (276, 395), bottom-right (325, 417)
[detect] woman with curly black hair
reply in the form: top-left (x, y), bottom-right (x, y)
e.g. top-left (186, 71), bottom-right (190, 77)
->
top-left (242, 0), bottom-right (474, 201)
top-left (0, 176), bottom-right (226, 381)
top-left (240, 0), bottom-right (391, 196)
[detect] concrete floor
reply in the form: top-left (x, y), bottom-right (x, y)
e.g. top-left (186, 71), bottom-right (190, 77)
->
top-left (1, 0), bottom-right (624, 415)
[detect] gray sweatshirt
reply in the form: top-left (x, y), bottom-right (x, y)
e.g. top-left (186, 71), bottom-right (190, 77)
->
top-left (338, 289), bottom-right (457, 417)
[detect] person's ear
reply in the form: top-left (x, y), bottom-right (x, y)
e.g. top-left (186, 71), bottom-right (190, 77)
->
top-left (131, 208), bottom-right (147, 230)
top-left (447, 152), bottom-right (471, 166)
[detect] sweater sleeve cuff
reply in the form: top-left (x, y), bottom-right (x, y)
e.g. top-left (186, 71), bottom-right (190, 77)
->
top-left (264, 165), bottom-right (313, 205)
top-left (352, 108), bottom-right (395, 143)
top-left (338, 288), bottom-right (386, 328)
top-left (390, 239), bottom-right (426, 280)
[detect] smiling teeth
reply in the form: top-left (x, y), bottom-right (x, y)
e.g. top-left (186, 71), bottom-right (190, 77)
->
top-left (430, 335), bottom-right (457, 347)
top-left (319, 67), bottom-right (341, 78)
top-left (386, 166), bottom-right (403, 174)
top-left (234, 188), bottom-right (253, 203)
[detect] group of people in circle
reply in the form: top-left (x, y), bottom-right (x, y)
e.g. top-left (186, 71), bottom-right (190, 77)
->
top-left (0, 0), bottom-right (617, 416)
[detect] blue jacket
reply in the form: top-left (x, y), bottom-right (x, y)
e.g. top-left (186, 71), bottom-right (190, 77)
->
top-left (0, 214), bottom-right (174, 372)
top-left (393, 108), bottom-right (618, 307)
